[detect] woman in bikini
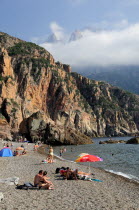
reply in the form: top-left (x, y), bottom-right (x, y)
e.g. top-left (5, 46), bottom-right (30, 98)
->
top-left (42, 171), bottom-right (54, 189)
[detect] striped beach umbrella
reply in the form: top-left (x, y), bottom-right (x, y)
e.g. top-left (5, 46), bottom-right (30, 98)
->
top-left (75, 154), bottom-right (103, 173)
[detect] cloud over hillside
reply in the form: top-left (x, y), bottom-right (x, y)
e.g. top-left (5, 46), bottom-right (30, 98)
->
top-left (39, 22), bottom-right (139, 68)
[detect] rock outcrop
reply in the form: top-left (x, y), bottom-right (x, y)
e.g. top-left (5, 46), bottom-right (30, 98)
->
top-left (99, 140), bottom-right (126, 144)
top-left (126, 137), bottom-right (139, 144)
top-left (0, 118), bottom-right (12, 140)
top-left (1, 32), bottom-right (139, 144)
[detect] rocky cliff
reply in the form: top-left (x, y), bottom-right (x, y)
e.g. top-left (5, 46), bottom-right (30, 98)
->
top-left (0, 32), bottom-right (139, 144)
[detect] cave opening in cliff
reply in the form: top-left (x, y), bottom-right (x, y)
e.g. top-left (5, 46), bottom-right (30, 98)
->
top-left (1, 99), bottom-right (10, 123)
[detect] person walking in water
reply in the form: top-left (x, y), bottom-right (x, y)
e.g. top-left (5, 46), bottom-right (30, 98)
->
top-left (60, 148), bottom-right (63, 157)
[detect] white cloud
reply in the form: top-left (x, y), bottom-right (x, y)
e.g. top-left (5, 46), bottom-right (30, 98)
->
top-left (50, 22), bottom-right (64, 40)
top-left (113, 19), bottom-right (129, 29)
top-left (87, 19), bottom-right (129, 31)
top-left (40, 22), bottom-right (139, 68)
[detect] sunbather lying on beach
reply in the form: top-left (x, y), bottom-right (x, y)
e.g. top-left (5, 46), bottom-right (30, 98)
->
top-left (46, 154), bottom-right (55, 163)
top-left (59, 167), bottom-right (93, 180)
top-left (62, 168), bottom-right (78, 180)
top-left (78, 171), bottom-right (92, 176)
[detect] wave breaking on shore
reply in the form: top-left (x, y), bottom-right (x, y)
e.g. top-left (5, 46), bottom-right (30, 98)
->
top-left (54, 152), bottom-right (139, 184)
top-left (105, 169), bottom-right (139, 183)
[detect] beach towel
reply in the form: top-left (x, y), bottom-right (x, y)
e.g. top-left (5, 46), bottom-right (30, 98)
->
top-left (83, 177), bottom-right (103, 182)
top-left (16, 183), bottom-right (39, 190)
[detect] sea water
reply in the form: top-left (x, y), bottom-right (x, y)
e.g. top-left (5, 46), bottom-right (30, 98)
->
top-left (53, 136), bottom-right (139, 182)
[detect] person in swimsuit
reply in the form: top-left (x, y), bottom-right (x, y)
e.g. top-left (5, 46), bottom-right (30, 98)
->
top-left (34, 170), bottom-right (54, 189)
top-left (34, 170), bottom-right (44, 187)
top-left (48, 146), bottom-right (54, 163)
top-left (42, 171), bottom-right (54, 189)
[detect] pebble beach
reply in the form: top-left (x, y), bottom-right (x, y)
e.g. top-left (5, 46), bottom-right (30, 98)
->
top-left (0, 142), bottom-right (139, 210)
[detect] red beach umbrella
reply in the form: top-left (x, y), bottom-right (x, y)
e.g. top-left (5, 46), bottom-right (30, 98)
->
top-left (75, 154), bottom-right (103, 173)
top-left (75, 154), bottom-right (103, 162)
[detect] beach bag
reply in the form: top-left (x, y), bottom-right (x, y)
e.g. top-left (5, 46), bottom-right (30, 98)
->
top-left (16, 184), bottom-right (27, 189)
top-left (55, 168), bottom-right (61, 174)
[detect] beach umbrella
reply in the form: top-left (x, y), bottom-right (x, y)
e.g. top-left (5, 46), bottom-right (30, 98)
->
top-left (75, 154), bottom-right (103, 173)
top-left (78, 153), bottom-right (89, 157)
top-left (16, 147), bottom-right (24, 151)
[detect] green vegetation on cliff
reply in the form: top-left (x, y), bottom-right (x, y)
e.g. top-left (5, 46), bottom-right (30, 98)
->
top-left (8, 42), bottom-right (46, 56)
top-left (72, 72), bottom-right (139, 116)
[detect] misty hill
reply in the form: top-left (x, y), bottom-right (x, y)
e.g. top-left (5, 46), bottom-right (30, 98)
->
top-left (85, 67), bottom-right (139, 95)
top-left (1, 32), bottom-right (139, 145)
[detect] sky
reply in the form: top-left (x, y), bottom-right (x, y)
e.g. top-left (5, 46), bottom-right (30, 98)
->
top-left (1, 0), bottom-right (139, 69)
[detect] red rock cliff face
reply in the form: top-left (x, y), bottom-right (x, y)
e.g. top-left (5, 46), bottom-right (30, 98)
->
top-left (0, 33), bottom-right (93, 144)
top-left (0, 32), bottom-right (139, 144)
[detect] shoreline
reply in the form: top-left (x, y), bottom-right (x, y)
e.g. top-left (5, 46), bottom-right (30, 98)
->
top-left (0, 142), bottom-right (139, 210)
top-left (38, 145), bottom-right (139, 185)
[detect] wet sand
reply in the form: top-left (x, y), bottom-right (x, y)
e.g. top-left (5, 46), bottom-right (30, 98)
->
top-left (0, 142), bottom-right (139, 210)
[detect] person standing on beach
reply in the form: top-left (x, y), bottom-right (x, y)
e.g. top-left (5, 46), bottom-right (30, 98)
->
top-left (60, 148), bottom-right (63, 157)
top-left (49, 146), bottom-right (54, 163)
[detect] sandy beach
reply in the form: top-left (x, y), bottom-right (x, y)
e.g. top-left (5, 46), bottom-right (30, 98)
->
top-left (0, 142), bottom-right (139, 210)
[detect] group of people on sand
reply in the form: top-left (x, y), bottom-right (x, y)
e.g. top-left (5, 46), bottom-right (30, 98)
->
top-left (13, 149), bottom-right (27, 156)
top-left (57, 167), bottom-right (93, 180)
top-left (41, 146), bottom-right (55, 164)
top-left (59, 167), bottom-right (79, 180)
top-left (3, 142), bottom-right (13, 148)
top-left (34, 170), bottom-right (54, 189)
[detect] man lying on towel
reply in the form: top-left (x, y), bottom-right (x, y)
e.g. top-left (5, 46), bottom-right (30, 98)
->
top-left (34, 170), bottom-right (54, 189)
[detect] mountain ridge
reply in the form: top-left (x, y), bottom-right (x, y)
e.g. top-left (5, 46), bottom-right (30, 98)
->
top-left (0, 32), bottom-right (139, 145)
top-left (86, 68), bottom-right (139, 95)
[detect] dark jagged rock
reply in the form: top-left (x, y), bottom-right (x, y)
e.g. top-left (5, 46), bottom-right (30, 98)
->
top-left (126, 137), bottom-right (139, 144)
top-left (99, 140), bottom-right (126, 144)
top-left (21, 111), bottom-right (92, 145)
